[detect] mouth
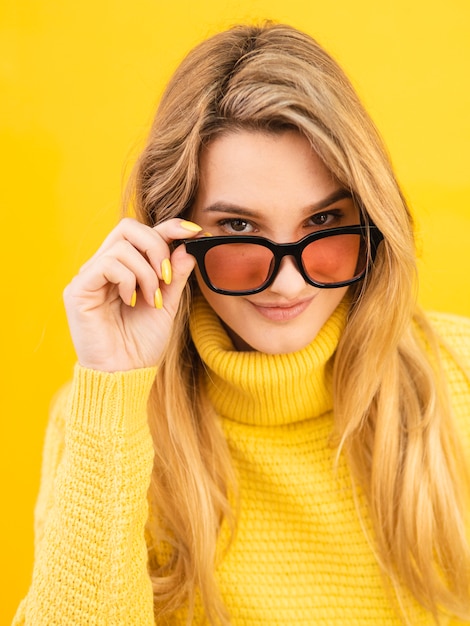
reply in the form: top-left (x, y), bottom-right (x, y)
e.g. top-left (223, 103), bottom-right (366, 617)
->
top-left (248, 297), bottom-right (315, 322)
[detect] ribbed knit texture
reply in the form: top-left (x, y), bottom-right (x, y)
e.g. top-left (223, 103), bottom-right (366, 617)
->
top-left (13, 302), bottom-right (470, 625)
top-left (189, 294), bottom-right (345, 427)
top-left (189, 299), bottom-right (470, 625)
top-left (14, 366), bottom-right (157, 625)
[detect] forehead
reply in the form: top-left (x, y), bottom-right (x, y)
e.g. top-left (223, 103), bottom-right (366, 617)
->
top-left (196, 129), bottom-right (338, 209)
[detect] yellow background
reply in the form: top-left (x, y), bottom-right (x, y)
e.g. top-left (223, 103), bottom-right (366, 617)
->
top-left (1, 0), bottom-right (469, 622)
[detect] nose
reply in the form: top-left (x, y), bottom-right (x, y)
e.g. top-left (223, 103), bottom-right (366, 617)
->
top-left (268, 255), bottom-right (310, 298)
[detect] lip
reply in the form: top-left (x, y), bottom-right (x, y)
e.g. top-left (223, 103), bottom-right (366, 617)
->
top-left (248, 296), bottom-right (315, 322)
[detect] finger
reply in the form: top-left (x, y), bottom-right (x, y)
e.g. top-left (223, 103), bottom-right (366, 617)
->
top-left (143, 219), bottom-right (205, 280)
top-left (66, 256), bottom-right (138, 309)
top-left (157, 244), bottom-right (197, 315)
top-left (151, 218), bottom-right (203, 243)
top-left (100, 240), bottom-right (161, 308)
top-left (109, 218), bottom-right (204, 289)
top-left (79, 217), bottom-right (203, 276)
top-left (79, 218), bottom-right (155, 274)
top-left (70, 237), bottom-right (163, 309)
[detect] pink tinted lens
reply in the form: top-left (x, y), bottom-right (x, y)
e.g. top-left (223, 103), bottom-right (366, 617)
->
top-left (204, 243), bottom-right (274, 291)
top-left (302, 234), bottom-right (365, 284)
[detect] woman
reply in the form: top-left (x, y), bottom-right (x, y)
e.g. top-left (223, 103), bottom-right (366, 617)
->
top-left (14, 23), bottom-right (470, 625)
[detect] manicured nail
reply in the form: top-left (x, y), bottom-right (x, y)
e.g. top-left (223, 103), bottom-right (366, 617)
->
top-left (161, 258), bottom-right (172, 285)
top-left (130, 290), bottom-right (137, 307)
top-left (180, 220), bottom-right (202, 233)
top-left (201, 232), bottom-right (213, 237)
top-left (154, 287), bottom-right (163, 309)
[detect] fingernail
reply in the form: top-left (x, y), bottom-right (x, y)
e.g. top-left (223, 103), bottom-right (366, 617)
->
top-left (130, 290), bottom-right (137, 307)
top-left (154, 288), bottom-right (163, 309)
top-left (180, 220), bottom-right (202, 233)
top-left (161, 258), bottom-right (172, 285)
top-left (201, 232), bottom-right (213, 237)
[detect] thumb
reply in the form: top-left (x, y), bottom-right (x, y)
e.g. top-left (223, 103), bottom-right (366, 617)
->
top-left (160, 246), bottom-right (196, 315)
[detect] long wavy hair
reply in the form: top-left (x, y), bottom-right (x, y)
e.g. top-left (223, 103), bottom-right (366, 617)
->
top-left (126, 22), bottom-right (470, 624)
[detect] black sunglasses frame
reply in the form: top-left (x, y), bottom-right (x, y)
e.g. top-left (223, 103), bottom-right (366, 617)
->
top-left (178, 224), bottom-right (384, 296)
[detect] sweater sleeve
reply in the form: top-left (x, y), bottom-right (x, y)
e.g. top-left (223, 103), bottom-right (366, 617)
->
top-left (427, 312), bottom-right (470, 440)
top-left (13, 364), bottom-right (157, 625)
top-left (429, 313), bottom-right (470, 625)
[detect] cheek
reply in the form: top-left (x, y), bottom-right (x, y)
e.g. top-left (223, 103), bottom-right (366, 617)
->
top-left (196, 243), bottom-right (274, 293)
top-left (303, 237), bottom-right (362, 283)
top-left (195, 280), bottom-right (252, 348)
top-left (194, 272), bottom-right (235, 320)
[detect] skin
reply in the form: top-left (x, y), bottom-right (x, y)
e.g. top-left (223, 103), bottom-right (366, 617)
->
top-left (64, 129), bottom-right (359, 371)
top-left (63, 218), bottom-right (199, 371)
top-left (190, 130), bottom-right (359, 354)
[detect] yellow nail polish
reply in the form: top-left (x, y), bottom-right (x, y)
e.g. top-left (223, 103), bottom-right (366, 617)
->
top-left (154, 288), bottom-right (163, 309)
top-left (180, 220), bottom-right (203, 233)
top-left (130, 290), bottom-right (137, 307)
top-left (161, 258), bottom-right (172, 285)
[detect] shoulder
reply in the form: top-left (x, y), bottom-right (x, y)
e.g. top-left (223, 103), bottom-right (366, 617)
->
top-left (426, 309), bottom-right (470, 338)
top-left (422, 311), bottom-right (470, 443)
top-left (425, 311), bottom-right (470, 372)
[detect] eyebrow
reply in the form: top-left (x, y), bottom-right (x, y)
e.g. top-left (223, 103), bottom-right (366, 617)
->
top-left (201, 188), bottom-right (353, 217)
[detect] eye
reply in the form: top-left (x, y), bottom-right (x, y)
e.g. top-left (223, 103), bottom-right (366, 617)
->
top-left (309, 210), bottom-right (344, 227)
top-left (218, 218), bottom-right (255, 234)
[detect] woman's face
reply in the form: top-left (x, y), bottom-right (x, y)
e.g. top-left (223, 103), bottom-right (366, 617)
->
top-left (190, 130), bottom-right (358, 353)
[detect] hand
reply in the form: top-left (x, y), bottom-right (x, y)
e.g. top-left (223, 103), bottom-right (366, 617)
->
top-left (63, 217), bottom-right (201, 371)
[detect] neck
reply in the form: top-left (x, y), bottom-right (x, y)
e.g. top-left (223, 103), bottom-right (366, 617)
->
top-left (190, 295), bottom-right (348, 427)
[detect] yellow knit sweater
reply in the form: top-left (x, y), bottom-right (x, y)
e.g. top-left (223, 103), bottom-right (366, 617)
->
top-left (13, 299), bottom-right (470, 625)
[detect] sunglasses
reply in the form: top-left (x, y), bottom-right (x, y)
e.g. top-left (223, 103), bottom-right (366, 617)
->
top-left (178, 224), bottom-right (383, 296)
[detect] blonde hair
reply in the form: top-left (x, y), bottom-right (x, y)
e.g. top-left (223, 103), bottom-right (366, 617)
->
top-left (127, 23), bottom-right (470, 624)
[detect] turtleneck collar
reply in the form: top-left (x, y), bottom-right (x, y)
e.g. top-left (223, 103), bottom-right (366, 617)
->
top-left (189, 295), bottom-right (348, 427)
